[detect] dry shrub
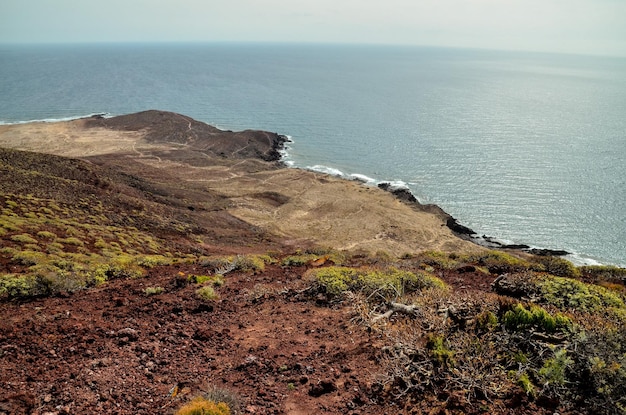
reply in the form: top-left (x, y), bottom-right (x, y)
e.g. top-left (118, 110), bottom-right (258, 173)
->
top-left (175, 396), bottom-right (230, 415)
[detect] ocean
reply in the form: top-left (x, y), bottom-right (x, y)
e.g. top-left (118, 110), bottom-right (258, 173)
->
top-left (1, 43), bottom-right (624, 266)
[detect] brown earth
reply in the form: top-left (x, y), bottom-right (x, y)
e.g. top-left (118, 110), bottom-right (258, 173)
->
top-left (1, 111), bottom-right (539, 415)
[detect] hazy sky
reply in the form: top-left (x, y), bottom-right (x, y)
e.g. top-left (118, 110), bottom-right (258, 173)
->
top-left (1, 0), bottom-right (625, 56)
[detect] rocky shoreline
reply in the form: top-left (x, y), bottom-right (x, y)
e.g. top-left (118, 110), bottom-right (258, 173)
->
top-left (375, 180), bottom-right (571, 257)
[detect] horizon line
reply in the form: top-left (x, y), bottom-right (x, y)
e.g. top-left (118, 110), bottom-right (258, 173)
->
top-left (1, 40), bottom-right (625, 59)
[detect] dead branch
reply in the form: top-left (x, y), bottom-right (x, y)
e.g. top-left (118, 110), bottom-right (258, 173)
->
top-left (371, 302), bottom-right (421, 323)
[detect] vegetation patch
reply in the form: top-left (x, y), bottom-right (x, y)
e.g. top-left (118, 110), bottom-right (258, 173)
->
top-left (196, 286), bottom-right (218, 301)
top-left (144, 286), bottom-right (164, 296)
top-left (175, 396), bottom-right (230, 415)
top-left (502, 303), bottom-right (572, 333)
top-left (308, 265), bottom-right (446, 299)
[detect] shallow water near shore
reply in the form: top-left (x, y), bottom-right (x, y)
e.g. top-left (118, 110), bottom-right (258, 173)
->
top-left (1, 43), bottom-right (624, 265)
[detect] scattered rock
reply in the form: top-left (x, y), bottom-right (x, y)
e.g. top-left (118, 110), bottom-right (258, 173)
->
top-left (117, 328), bottom-right (139, 340)
top-left (309, 380), bottom-right (337, 397)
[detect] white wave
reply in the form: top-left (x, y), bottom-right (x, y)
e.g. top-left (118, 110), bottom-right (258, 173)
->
top-left (566, 253), bottom-right (607, 267)
top-left (349, 173), bottom-right (377, 184)
top-left (0, 113), bottom-right (111, 125)
top-left (306, 165), bottom-right (345, 177)
top-left (378, 180), bottom-right (409, 190)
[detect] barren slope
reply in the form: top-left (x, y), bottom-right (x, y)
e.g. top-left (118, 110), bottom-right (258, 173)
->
top-left (0, 111), bottom-right (481, 256)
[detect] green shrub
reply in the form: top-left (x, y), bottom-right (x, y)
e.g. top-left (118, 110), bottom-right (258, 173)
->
top-left (36, 231), bottom-right (57, 240)
top-left (309, 266), bottom-right (447, 299)
top-left (538, 275), bottom-right (625, 312)
top-left (579, 328), bottom-right (626, 413)
top-left (581, 265), bottom-right (626, 282)
top-left (234, 255), bottom-right (267, 272)
top-left (475, 310), bottom-right (498, 332)
top-left (106, 256), bottom-right (145, 279)
top-left (58, 237), bottom-right (84, 247)
top-left (135, 255), bottom-right (173, 268)
top-left (191, 275), bottom-right (224, 286)
top-left (145, 286), bottom-right (164, 296)
top-left (508, 371), bottom-right (535, 396)
top-left (472, 251), bottom-right (531, 273)
top-left (426, 334), bottom-right (455, 368)
top-left (196, 286), bottom-right (218, 301)
top-left (417, 251), bottom-right (461, 269)
top-left (10, 233), bottom-right (38, 245)
top-left (11, 250), bottom-right (47, 266)
top-left (503, 303), bottom-right (571, 333)
top-left (94, 238), bottom-right (108, 249)
top-left (539, 348), bottom-right (573, 387)
top-left (534, 256), bottom-right (580, 278)
top-left (281, 254), bottom-right (318, 267)
top-left (0, 274), bottom-right (34, 298)
top-left (310, 266), bottom-right (357, 296)
top-left (46, 242), bottom-right (65, 254)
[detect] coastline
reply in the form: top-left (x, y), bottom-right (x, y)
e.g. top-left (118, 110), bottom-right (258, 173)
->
top-left (0, 111), bottom-right (482, 256)
top-left (287, 158), bottom-right (587, 263)
top-left (0, 111), bottom-right (615, 266)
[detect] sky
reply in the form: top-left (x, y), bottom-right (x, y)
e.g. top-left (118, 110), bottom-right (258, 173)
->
top-left (1, 0), bottom-right (625, 57)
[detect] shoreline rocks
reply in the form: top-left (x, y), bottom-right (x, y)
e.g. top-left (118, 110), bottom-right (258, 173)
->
top-left (377, 181), bottom-right (570, 257)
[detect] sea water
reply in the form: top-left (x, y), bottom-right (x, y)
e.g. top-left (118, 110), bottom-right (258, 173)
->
top-left (1, 43), bottom-right (624, 266)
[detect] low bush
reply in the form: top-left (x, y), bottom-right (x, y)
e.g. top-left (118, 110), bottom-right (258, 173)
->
top-left (581, 265), bottom-right (626, 283)
top-left (281, 253), bottom-right (318, 267)
top-left (539, 348), bottom-right (573, 387)
top-left (0, 274), bottom-right (34, 298)
top-left (144, 286), bottom-right (164, 296)
top-left (36, 230), bottom-right (57, 240)
top-left (308, 266), bottom-right (446, 300)
top-left (471, 250), bottom-right (531, 274)
top-left (175, 396), bottom-right (230, 415)
top-left (533, 256), bottom-right (581, 278)
top-left (538, 275), bottom-right (625, 312)
top-left (416, 250), bottom-right (461, 269)
top-left (190, 275), bottom-right (224, 286)
top-left (502, 303), bottom-right (571, 333)
top-left (234, 255), bottom-right (267, 273)
top-left (135, 255), bottom-right (173, 268)
top-left (57, 237), bottom-right (84, 246)
top-left (426, 334), bottom-right (455, 368)
top-left (475, 310), bottom-right (498, 332)
top-left (196, 286), bottom-right (218, 301)
top-left (10, 233), bottom-right (38, 245)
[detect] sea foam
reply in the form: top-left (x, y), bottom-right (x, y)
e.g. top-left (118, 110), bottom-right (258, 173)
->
top-left (0, 113), bottom-right (110, 125)
top-left (349, 173), bottom-right (377, 184)
top-left (306, 165), bottom-right (345, 177)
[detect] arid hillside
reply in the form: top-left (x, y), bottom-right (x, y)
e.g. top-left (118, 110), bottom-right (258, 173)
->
top-left (1, 111), bottom-right (625, 415)
top-left (0, 110), bottom-right (479, 255)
